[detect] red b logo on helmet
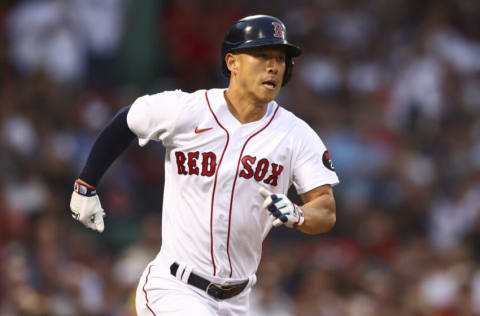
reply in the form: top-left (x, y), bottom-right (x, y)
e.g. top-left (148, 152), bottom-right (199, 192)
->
top-left (272, 22), bottom-right (284, 38)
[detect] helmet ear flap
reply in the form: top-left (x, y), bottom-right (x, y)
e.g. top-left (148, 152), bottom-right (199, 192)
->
top-left (222, 52), bottom-right (231, 78)
top-left (282, 56), bottom-right (294, 87)
top-left (223, 53), bottom-right (232, 78)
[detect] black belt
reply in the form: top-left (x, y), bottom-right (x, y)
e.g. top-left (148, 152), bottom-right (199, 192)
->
top-left (170, 263), bottom-right (248, 300)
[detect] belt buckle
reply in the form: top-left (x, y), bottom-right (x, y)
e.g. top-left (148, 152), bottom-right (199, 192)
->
top-left (206, 283), bottom-right (225, 300)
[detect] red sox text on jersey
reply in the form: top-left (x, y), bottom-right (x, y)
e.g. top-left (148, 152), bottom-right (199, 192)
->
top-left (175, 152), bottom-right (284, 186)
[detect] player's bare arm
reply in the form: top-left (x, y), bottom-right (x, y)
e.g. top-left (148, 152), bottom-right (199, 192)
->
top-left (298, 184), bottom-right (336, 234)
top-left (259, 184), bottom-right (336, 234)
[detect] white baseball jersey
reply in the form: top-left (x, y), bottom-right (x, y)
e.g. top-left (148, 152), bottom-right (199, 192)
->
top-left (127, 88), bottom-right (339, 283)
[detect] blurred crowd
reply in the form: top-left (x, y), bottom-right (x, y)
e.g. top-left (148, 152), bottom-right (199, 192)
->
top-left (1, 0), bottom-right (480, 315)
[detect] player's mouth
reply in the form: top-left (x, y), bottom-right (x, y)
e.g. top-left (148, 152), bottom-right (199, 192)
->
top-left (262, 80), bottom-right (277, 90)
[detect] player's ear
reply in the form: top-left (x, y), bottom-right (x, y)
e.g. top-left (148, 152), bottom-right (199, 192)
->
top-left (225, 53), bottom-right (238, 75)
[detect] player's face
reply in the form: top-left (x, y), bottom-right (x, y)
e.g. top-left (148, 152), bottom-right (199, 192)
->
top-left (233, 46), bottom-right (286, 103)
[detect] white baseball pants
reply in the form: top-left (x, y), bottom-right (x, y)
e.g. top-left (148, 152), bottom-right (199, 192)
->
top-left (135, 258), bottom-right (252, 316)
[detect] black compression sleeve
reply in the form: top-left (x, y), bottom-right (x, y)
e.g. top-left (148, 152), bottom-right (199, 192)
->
top-left (79, 106), bottom-right (136, 186)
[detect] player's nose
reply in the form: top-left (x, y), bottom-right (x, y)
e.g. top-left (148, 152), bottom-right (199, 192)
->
top-left (266, 59), bottom-right (279, 74)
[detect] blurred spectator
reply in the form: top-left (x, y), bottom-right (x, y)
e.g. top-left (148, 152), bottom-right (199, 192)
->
top-left (7, 0), bottom-right (126, 85)
top-left (7, 0), bottom-right (87, 83)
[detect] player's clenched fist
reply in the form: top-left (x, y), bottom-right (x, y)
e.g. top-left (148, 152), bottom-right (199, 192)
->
top-left (259, 187), bottom-right (304, 228)
top-left (70, 179), bottom-right (105, 233)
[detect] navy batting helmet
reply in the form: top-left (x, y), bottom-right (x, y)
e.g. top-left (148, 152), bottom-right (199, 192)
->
top-left (221, 15), bottom-right (302, 86)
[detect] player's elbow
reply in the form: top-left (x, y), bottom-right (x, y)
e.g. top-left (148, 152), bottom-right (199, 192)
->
top-left (321, 198), bottom-right (336, 233)
top-left (302, 207), bottom-right (336, 235)
top-left (315, 200), bottom-right (336, 234)
top-left (323, 211), bottom-right (336, 233)
top-left (315, 210), bottom-right (336, 234)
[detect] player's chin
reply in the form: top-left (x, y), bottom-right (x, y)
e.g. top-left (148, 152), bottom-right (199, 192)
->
top-left (258, 85), bottom-right (280, 101)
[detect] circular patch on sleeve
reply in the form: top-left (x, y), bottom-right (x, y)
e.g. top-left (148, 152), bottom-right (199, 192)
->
top-left (322, 151), bottom-right (335, 171)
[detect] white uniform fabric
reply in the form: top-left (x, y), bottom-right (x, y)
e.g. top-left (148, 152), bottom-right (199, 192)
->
top-left (136, 253), bottom-right (251, 316)
top-left (127, 88), bottom-right (339, 314)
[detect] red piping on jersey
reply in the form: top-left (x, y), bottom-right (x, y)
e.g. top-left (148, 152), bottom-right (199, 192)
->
top-left (226, 104), bottom-right (280, 277)
top-left (142, 265), bottom-right (157, 316)
top-left (205, 91), bottom-right (230, 276)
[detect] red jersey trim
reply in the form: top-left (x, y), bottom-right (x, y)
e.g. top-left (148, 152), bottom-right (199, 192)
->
top-left (142, 265), bottom-right (157, 316)
top-left (226, 104), bottom-right (280, 277)
top-left (205, 91), bottom-right (230, 276)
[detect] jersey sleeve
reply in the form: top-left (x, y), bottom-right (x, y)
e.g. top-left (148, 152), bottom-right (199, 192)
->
top-left (126, 90), bottom-right (185, 147)
top-left (292, 121), bottom-right (339, 194)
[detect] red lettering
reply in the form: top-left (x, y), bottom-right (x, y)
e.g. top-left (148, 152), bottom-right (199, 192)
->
top-left (175, 152), bottom-right (188, 175)
top-left (239, 155), bottom-right (256, 179)
top-left (264, 163), bottom-right (284, 186)
top-left (254, 159), bottom-right (269, 182)
top-left (188, 152), bottom-right (200, 175)
top-left (201, 152), bottom-right (217, 177)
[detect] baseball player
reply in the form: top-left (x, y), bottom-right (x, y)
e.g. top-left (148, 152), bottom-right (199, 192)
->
top-left (70, 15), bottom-right (339, 315)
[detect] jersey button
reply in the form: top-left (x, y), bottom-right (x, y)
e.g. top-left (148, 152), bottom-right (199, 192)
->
top-left (219, 214), bottom-right (225, 220)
